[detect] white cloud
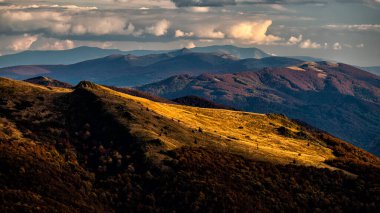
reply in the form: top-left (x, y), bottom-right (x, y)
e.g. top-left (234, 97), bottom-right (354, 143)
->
top-left (71, 16), bottom-right (127, 35)
top-left (356, 43), bottom-right (365, 48)
top-left (324, 24), bottom-right (380, 32)
top-left (146, 19), bottom-right (171, 36)
top-left (0, 4), bottom-right (97, 11)
top-left (299, 39), bottom-right (321, 49)
top-left (228, 20), bottom-right (281, 44)
top-left (1, 10), bottom-right (71, 34)
top-left (268, 4), bottom-right (293, 12)
top-left (343, 43), bottom-right (352, 48)
top-left (175, 29), bottom-right (194, 37)
top-left (333, 42), bottom-right (342, 50)
top-left (0, 10), bottom-right (134, 36)
top-left (287, 34), bottom-right (303, 45)
top-left (7, 34), bottom-right (38, 51)
top-left (113, 0), bottom-right (176, 9)
top-left (195, 27), bottom-right (225, 39)
top-left (187, 7), bottom-right (210, 12)
top-left (38, 39), bottom-right (75, 50)
top-left (185, 42), bottom-right (196, 48)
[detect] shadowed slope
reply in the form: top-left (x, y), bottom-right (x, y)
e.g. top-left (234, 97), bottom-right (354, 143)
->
top-left (0, 77), bottom-right (379, 212)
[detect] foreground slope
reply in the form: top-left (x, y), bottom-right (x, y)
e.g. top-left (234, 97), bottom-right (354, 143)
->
top-left (0, 77), bottom-right (379, 212)
top-left (138, 62), bottom-right (380, 155)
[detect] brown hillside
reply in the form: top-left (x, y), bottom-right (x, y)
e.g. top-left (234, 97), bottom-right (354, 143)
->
top-left (0, 77), bottom-right (379, 212)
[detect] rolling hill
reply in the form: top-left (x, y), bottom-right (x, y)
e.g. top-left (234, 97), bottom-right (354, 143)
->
top-left (0, 77), bottom-right (379, 211)
top-left (0, 50), bottom-right (302, 86)
top-left (137, 61), bottom-right (380, 156)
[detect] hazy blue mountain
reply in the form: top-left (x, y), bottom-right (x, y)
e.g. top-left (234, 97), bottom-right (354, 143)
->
top-left (0, 46), bottom-right (127, 68)
top-left (0, 50), bottom-right (303, 86)
top-left (0, 45), bottom-right (271, 68)
top-left (191, 45), bottom-right (270, 59)
top-left (288, 56), bottom-right (324, 62)
top-left (362, 66), bottom-right (380, 76)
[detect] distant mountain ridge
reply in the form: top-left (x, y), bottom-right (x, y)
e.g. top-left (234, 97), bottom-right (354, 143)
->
top-left (24, 76), bottom-right (73, 88)
top-left (0, 50), bottom-right (303, 86)
top-left (0, 45), bottom-right (270, 68)
top-left (137, 61), bottom-right (380, 156)
top-left (362, 66), bottom-right (380, 76)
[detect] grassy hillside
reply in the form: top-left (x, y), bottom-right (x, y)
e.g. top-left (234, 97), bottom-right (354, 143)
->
top-left (0, 77), bottom-right (379, 212)
top-left (137, 62), bottom-right (380, 156)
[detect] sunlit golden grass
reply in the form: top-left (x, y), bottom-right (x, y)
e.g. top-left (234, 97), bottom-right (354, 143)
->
top-left (0, 77), bottom-right (335, 168)
top-left (98, 85), bottom-right (335, 168)
top-left (0, 77), bottom-right (72, 93)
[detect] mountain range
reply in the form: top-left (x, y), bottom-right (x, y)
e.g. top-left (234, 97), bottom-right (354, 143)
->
top-left (362, 66), bottom-right (380, 76)
top-left (0, 45), bottom-right (270, 68)
top-left (0, 49), bottom-right (301, 86)
top-left (137, 61), bottom-right (380, 156)
top-left (1, 47), bottom-right (379, 156)
top-left (1, 77), bottom-right (379, 211)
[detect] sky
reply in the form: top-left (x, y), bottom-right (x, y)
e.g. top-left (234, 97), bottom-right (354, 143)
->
top-left (0, 0), bottom-right (379, 66)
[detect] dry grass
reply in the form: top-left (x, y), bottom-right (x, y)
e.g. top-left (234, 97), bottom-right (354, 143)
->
top-left (0, 77), bottom-right (72, 93)
top-left (0, 77), bottom-right (335, 167)
top-left (98, 85), bottom-right (335, 167)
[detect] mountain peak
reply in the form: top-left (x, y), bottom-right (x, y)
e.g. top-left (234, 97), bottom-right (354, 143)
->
top-left (169, 48), bottom-right (193, 56)
top-left (75, 81), bottom-right (100, 90)
top-left (24, 76), bottom-right (73, 88)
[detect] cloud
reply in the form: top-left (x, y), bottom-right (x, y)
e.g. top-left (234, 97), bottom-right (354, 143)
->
top-left (0, 10), bottom-right (71, 34)
top-left (287, 34), bottom-right (303, 45)
top-left (333, 42), bottom-right (342, 50)
top-left (0, 4), bottom-right (97, 11)
top-left (343, 43), bottom-right (352, 48)
top-left (299, 39), bottom-right (321, 49)
top-left (324, 24), bottom-right (380, 32)
top-left (185, 42), bottom-right (196, 48)
top-left (228, 20), bottom-right (281, 44)
top-left (0, 10), bottom-right (134, 36)
top-left (170, 0), bottom-right (327, 7)
top-left (112, 0), bottom-right (176, 9)
top-left (356, 43), bottom-right (365, 48)
top-left (195, 27), bottom-right (225, 39)
top-left (175, 29), bottom-right (194, 37)
top-left (187, 7), bottom-right (210, 12)
top-left (7, 34), bottom-right (38, 51)
top-left (171, 0), bottom-right (236, 7)
top-left (146, 19), bottom-right (171, 36)
top-left (170, 0), bottom-right (380, 8)
top-left (71, 16), bottom-right (128, 35)
top-left (268, 4), bottom-right (293, 12)
top-left (37, 39), bottom-right (75, 50)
